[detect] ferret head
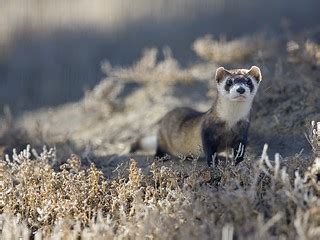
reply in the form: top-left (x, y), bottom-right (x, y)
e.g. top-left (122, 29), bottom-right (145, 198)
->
top-left (215, 66), bottom-right (262, 103)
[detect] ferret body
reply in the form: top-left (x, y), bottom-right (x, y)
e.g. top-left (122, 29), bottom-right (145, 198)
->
top-left (131, 66), bottom-right (262, 166)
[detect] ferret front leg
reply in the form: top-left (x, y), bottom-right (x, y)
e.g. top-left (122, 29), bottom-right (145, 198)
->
top-left (232, 121), bottom-right (249, 165)
top-left (205, 144), bottom-right (218, 167)
top-left (202, 130), bottom-right (219, 167)
top-left (232, 141), bottom-right (246, 165)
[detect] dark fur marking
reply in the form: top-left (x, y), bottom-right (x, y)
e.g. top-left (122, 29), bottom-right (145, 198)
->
top-left (231, 120), bottom-right (250, 165)
top-left (201, 121), bottom-right (222, 166)
top-left (245, 77), bottom-right (254, 93)
top-left (224, 78), bottom-right (233, 92)
top-left (129, 138), bottom-right (142, 153)
top-left (176, 108), bottom-right (203, 132)
top-left (229, 76), bottom-right (254, 92)
top-left (201, 113), bottom-right (250, 166)
top-left (155, 146), bottom-right (168, 159)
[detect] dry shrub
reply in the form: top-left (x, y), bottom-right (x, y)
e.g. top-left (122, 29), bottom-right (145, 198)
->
top-left (1, 121), bottom-right (320, 239)
top-left (83, 78), bottom-right (125, 114)
top-left (304, 121), bottom-right (320, 194)
top-left (83, 47), bottom-right (198, 116)
top-left (192, 34), bottom-right (268, 63)
top-left (101, 47), bottom-right (194, 86)
top-left (310, 121), bottom-right (320, 156)
top-left (287, 40), bottom-right (320, 66)
top-left (305, 41), bottom-right (320, 66)
top-left (3, 147), bottom-right (108, 229)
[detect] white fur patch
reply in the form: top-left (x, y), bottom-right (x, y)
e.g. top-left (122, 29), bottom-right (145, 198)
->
top-left (216, 76), bottom-right (259, 128)
top-left (140, 135), bottom-right (157, 152)
top-left (216, 97), bottom-right (251, 127)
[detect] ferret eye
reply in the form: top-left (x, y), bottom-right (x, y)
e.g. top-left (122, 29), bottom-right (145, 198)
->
top-left (246, 78), bottom-right (252, 85)
top-left (226, 79), bottom-right (233, 86)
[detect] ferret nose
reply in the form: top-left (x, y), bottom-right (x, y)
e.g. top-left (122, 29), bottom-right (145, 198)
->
top-left (236, 87), bottom-right (245, 94)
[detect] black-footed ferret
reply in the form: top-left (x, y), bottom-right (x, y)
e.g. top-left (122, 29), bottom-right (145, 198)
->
top-left (130, 66), bottom-right (262, 166)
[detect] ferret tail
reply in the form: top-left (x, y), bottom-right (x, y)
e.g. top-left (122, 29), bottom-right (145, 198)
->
top-left (129, 135), bottom-right (157, 153)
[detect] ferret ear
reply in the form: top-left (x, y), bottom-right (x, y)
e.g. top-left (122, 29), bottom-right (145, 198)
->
top-left (248, 66), bottom-right (262, 82)
top-left (215, 67), bottom-right (231, 83)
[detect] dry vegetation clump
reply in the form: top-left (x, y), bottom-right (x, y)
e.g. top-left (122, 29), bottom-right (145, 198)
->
top-left (1, 123), bottom-right (320, 239)
top-left (83, 47), bottom-right (205, 116)
top-left (304, 40), bottom-right (320, 66)
top-left (192, 34), bottom-right (269, 63)
top-left (2, 146), bottom-right (109, 237)
top-left (101, 47), bottom-right (195, 86)
top-left (287, 40), bottom-right (320, 66)
top-left (310, 121), bottom-right (320, 157)
top-left (83, 78), bottom-right (126, 114)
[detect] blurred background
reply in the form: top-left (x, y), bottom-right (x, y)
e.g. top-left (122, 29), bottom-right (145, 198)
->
top-left (0, 0), bottom-right (319, 114)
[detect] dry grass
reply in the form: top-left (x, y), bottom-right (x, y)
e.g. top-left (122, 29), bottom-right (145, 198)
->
top-left (0, 125), bottom-right (319, 239)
